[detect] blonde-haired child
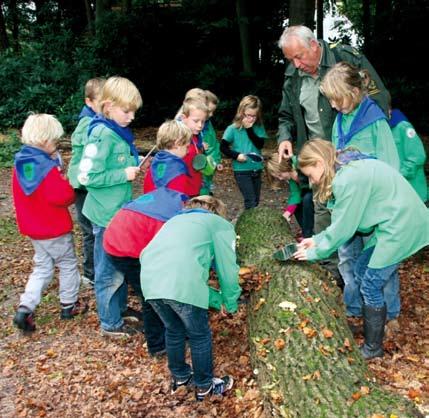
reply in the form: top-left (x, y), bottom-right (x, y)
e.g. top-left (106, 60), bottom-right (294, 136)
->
top-left (177, 98), bottom-right (209, 197)
top-left (320, 62), bottom-right (400, 321)
top-left (78, 76), bottom-right (143, 337)
top-left (67, 77), bottom-right (105, 286)
top-left (140, 195), bottom-right (240, 400)
top-left (294, 139), bottom-right (429, 359)
top-left (12, 114), bottom-right (87, 332)
top-left (221, 95), bottom-right (267, 209)
top-left (266, 152), bottom-right (313, 238)
top-left (199, 90), bottom-right (223, 195)
top-left (143, 119), bottom-right (192, 194)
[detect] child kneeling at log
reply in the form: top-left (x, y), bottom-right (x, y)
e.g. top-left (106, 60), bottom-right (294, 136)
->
top-left (293, 139), bottom-right (429, 359)
top-left (266, 152), bottom-right (314, 238)
top-left (140, 196), bottom-right (241, 400)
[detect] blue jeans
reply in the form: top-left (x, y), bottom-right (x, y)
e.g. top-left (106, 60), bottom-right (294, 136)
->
top-left (93, 225), bottom-right (127, 331)
top-left (294, 189), bottom-right (314, 238)
top-left (340, 236), bottom-right (401, 320)
top-left (107, 255), bottom-right (165, 354)
top-left (149, 299), bottom-right (213, 388)
top-left (74, 189), bottom-right (95, 281)
top-left (354, 246), bottom-right (399, 311)
top-left (234, 170), bottom-right (262, 209)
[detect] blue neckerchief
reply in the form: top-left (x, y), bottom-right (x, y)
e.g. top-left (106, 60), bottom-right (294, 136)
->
top-left (336, 96), bottom-right (386, 150)
top-left (150, 151), bottom-right (189, 188)
top-left (335, 149), bottom-right (376, 171)
top-left (201, 119), bottom-right (210, 138)
top-left (88, 114), bottom-right (139, 164)
top-left (123, 187), bottom-right (187, 222)
top-left (14, 145), bottom-right (61, 195)
top-left (389, 109), bottom-right (408, 128)
top-left (193, 134), bottom-right (204, 152)
top-left (78, 105), bottom-right (96, 120)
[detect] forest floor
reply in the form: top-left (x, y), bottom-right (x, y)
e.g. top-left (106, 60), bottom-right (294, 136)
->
top-left (0, 130), bottom-right (428, 417)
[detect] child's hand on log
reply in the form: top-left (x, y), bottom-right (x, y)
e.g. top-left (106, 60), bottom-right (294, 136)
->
top-left (294, 238), bottom-right (315, 260)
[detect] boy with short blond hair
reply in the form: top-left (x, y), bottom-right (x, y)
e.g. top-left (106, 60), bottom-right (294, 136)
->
top-left (67, 77), bottom-right (105, 286)
top-left (78, 76), bottom-right (143, 337)
top-left (143, 119), bottom-right (192, 194)
top-left (12, 114), bottom-right (87, 332)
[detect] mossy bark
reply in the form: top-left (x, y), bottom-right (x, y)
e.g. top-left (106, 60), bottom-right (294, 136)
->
top-left (236, 207), bottom-right (421, 418)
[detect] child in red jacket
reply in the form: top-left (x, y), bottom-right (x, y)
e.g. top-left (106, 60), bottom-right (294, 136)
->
top-left (12, 114), bottom-right (87, 332)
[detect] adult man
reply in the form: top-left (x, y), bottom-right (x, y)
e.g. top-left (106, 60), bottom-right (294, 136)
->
top-left (277, 25), bottom-right (389, 159)
top-left (277, 25), bottom-right (390, 284)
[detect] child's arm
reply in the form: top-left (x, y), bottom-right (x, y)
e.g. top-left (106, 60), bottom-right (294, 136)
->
top-left (399, 124), bottom-right (426, 179)
top-left (283, 179), bottom-right (301, 221)
top-left (246, 127), bottom-right (264, 149)
top-left (41, 168), bottom-right (75, 207)
top-left (373, 120), bottom-right (400, 170)
top-left (78, 139), bottom-right (131, 188)
top-left (212, 226), bottom-right (241, 313)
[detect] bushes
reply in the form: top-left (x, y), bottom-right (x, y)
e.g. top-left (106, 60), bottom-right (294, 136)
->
top-left (0, 132), bottom-right (20, 168)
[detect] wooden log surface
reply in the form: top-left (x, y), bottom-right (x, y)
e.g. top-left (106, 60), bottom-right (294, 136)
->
top-left (236, 207), bottom-right (421, 418)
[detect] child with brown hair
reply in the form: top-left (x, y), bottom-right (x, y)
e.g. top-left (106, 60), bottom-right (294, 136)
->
top-left (221, 95), bottom-right (267, 209)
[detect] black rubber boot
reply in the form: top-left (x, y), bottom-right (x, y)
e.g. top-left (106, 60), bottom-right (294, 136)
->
top-left (360, 304), bottom-right (386, 359)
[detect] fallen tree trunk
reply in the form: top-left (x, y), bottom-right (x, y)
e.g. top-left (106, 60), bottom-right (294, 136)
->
top-left (236, 207), bottom-right (421, 418)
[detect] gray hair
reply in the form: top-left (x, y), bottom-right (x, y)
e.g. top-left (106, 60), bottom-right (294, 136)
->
top-left (278, 25), bottom-right (316, 49)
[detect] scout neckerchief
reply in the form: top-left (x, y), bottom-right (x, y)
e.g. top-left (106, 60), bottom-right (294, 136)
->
top-left (335, 149), bottom-right (376, 172)
top-left (14, 145), bottom-right (61, 195)
top-left (123, 188), bottom-right (187, 222)
top-left (388, 109), bottom-right (408, 129)
top-left (88, 114), bottom-right (139, 165)
top-left (150, 150), bottom-right (189, 188)
top-left (336, 96), bottom-right (386, 150)
top-left (78, 105), bottom-right (96, 120)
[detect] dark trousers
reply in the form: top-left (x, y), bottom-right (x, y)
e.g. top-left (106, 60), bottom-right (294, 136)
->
top-left (234, 170), bottom-right (262, 209)
top-left (294, 189), bottom-right (314, 238)
top-left (107, 254), bottom-right (165, 354)
top-left (74, 189), bottom-right (95, 281)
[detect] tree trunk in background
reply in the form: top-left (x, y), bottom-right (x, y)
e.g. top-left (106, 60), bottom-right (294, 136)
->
top-left (316, 0), bottom-right (323, 39)
top-left (362, 0), bottom-right (371, 54)
top-left (236, 207), bottom-right (422, 417)
top-left (236, 0), bottom-right (254, 74)
top-left (0, 1), bottom-right (9, 50)
top-left (122, 0), bottom-right (132, 14)
top-left (9, 0), bottom-right (19, 50)
top-left (84, 0), bottom-right (94, 35)
top-left (289, 0), bottom-right (315, 30)
top-left (34, 0), bottom-right (48, 26)
top-left (96, 0), bottom-right (109, 25)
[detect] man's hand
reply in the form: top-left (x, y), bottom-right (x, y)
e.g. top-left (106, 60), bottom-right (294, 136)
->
top-left (278, 140), bottom-right (293, 162)
top-left (237, 153), bottom-right (247, 162)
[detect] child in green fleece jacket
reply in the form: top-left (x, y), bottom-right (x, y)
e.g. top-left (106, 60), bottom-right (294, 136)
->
top-left (140, 196), bottom-right (241, 401)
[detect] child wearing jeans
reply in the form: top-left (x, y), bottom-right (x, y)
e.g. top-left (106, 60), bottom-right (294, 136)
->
top-left (140, 196), bottom-right (241, 401)
top-left (12, 114), bottom-right (87, 332)
top-left (67, 77), bottom-right (105, 286)
top-left (294, 139), bottom-right (429, 359)
top-left (266, 152), bottom-right (314, 238)
top-left (221, 95), bottom-right (267, 209)
top-left (320, 62), bottom-right (400, 323)
top-left (78, 76), bottom-right (142, 337)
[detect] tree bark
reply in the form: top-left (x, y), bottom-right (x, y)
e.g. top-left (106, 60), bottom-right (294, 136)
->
top-left (289, 0), bottom-right (315, 30)
top-left (236, 207), bottom-right (422, 417)
top-left (83, 0), bottom-right (94, 35)
top-left (316, 0), bottom-right (323, 39)
top-left (0, 0), bottom-right (9, 50)
top-left (236, 0), bottom-right (254, 74)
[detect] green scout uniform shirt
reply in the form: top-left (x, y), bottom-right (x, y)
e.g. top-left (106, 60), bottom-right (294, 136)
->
top-left (203, 120), bottom-right (222, 164)
top-left (332, 102), bottom-right (400, 170)
top-left (78, 124), bottom-right (135, 227)
top-left (223, 123), bottom-right (267, 171)
top-left (306, 159), bottom-right (429, 269)
top-left (140, 211), bottom-right (241, 313)
top-left (391, 120), bottom-right (428, 202)
top-left (278, 40), bottom-right (390, 152)
top-left (67, 116), bottom-right (91, 189)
